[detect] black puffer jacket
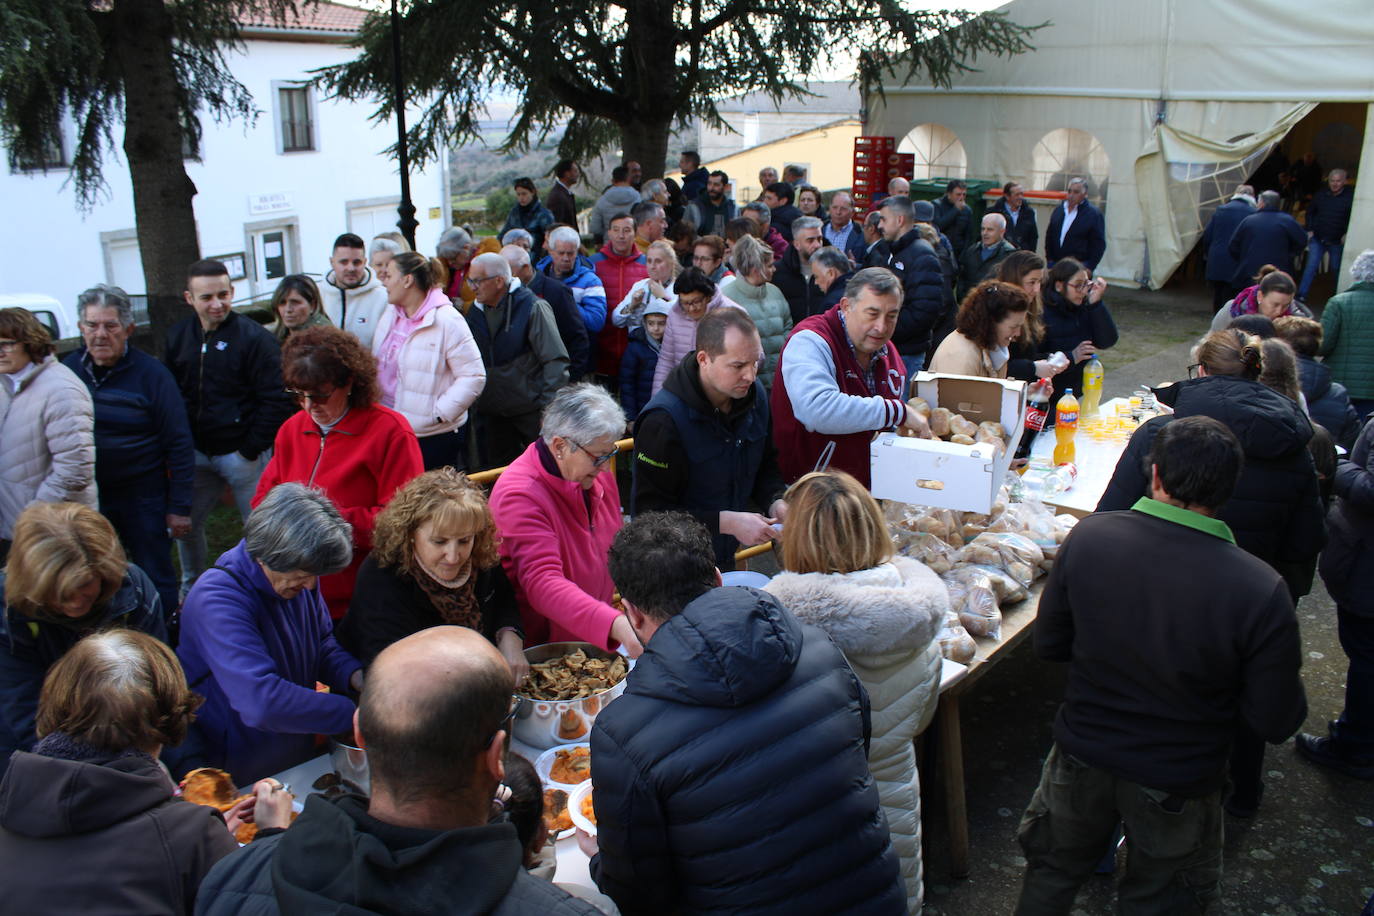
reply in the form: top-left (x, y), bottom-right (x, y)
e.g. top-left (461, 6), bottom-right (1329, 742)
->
top-left (1097, 375), bottom-right (1326, 597)
top-left (1298, 355), bottom-right (1360, 449)
top-left (589, 586), bottom-right (905, 915)
top-left (885, 228), bottom-right (946, 359)
top-left (1320, 416), bottom-right (1374, 616)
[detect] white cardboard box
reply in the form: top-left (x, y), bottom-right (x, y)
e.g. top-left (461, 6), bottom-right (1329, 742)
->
top-left (870, 372), bottom-right (1028, 514)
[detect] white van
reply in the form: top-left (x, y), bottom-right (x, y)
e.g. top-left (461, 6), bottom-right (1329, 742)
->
top-left (0, 293), bottom-right (81, 341)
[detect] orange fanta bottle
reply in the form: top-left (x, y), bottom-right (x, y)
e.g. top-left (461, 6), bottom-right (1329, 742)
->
top-left (1054, 389), bottom-right (1079, 466)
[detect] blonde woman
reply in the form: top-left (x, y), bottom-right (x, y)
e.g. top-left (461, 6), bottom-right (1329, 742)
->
top-left (339, 468), bottom-right (525, 681)
top-left (610, 239), bottom-right (681, 334)
top-left (720, 234), bottom-right (792, 390)
top-left (0, 502), bottom-right (166, 777)
top-left (764, 471), bottom-right (947, 914)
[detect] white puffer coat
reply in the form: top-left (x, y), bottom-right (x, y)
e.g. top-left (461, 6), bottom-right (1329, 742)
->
top-left (0, 356), bottom-right (97, 538)
top-left (766, 556), bottom-right (947, 914)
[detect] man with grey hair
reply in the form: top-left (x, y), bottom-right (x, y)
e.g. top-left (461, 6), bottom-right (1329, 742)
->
top-left (771, 267), bottom-right (931, 487)
top-left (632, 200), bottom-right (668, 252)
top-left (872, 175), bottom-right (910, 208)
top-left (501, 227), bottom-right (534, 251)
top-left (773, 215), bottom-right (830, 323)
top-left (63, 285), bottom-right (194, 612)
top-left (464, 252), bottom-right (570, 468)
top-left (436, 226), bottom-right (476, 304)
top-left (177, 482), bottom-right (363, 781)
top-left (743, 200), bottom-right (788, 262)
top-left (810, 246), bottom-right (854, 312)
top-left (1046, 177), bottom-right (1106, 270)
top-left (824, 190), bottom-right (866, 263)
top-left (536, 225), bottom-right (607, 374)
top-left (878, 194), bottom-right (945, 374)
top-left (1202, 184), bottom-right (1257, 308)
top-left (1228, 189), bottom-right (1306, 291)
top-left (863, 209), bottom-right (887, 266)
top-left (958, 212), bottom-right (1018, 301)
top-left (502, 244), bottom-right (589, 382)
top-left (1300, 168), bottom-right (1353, 300)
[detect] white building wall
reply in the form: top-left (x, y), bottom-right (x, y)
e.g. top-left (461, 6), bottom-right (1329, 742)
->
top-left (0, 35), bottom-right (446, 321)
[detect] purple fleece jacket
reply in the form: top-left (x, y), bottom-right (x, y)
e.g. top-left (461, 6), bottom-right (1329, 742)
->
top-left (177, 541), bottom-right (360, 783)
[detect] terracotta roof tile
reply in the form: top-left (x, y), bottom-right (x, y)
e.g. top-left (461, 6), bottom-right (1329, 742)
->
top-left (238, 1), bottom-right (370, 34)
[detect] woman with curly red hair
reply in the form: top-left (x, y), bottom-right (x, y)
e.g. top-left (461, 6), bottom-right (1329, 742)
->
top-left (928, 280), bottom-right (1031, 378)
top-left (252, 325), bottom-right (424, 618)
top-left (337, 468), bottom-right (525, 681)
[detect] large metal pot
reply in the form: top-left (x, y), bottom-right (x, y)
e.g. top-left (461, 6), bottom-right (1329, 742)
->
top-left (513, 642), bottom-right (632, 750)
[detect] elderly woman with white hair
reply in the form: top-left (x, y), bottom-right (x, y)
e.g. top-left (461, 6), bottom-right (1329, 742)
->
top-left (368, 232), bottom-right (409, 285)
top-left (437, 225), bottom-right (477, 306)
top-left (177, 483), bottom-right (364, 783)
top-left (489, 383), bottom-right (642, 656)
top-left (1320, 249), bottom-right (1374, 420)
top-left (720, 234), bottom-right (792, 390)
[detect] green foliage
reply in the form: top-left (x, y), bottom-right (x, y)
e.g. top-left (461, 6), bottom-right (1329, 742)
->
top-left (485, 186), bottom-right (517, 224)
top-left (0, 0), bottom-right (295, 208)
top-left (316, 1), bottom-right (1043, 171)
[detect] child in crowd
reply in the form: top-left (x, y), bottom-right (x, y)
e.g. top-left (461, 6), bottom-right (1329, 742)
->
top-left (619, 302), bottom-right (669, 423)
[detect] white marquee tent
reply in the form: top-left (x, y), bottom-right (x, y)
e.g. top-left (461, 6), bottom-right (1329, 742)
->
top-left (866, 0), bottom-right (1374, 287)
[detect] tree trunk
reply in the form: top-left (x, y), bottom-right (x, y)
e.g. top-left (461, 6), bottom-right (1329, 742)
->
top-left (113, 0), bottom-right (201, 355)
top-left (618, 116), bottom-right (673, 181)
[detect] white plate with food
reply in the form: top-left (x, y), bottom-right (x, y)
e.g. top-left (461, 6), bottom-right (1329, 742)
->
top-left (535, 742), bottom-right (592, 791)
top-left (568, 779), bottom-right (597, 837)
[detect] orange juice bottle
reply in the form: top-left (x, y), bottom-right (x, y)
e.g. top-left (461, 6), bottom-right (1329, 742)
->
top-left (1054, 389), bottom-right (1079, 466)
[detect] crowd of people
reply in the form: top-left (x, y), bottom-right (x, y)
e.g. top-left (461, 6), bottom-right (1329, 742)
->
top-left (0, 148), bottom-right (1370, 915)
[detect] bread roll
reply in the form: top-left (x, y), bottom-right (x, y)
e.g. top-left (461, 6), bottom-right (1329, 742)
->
top-left (929, 407), bottom-right (953, 438)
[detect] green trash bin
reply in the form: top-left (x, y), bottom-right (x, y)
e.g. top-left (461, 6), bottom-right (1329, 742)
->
top-left (910, 178), bottom-right (999, 223)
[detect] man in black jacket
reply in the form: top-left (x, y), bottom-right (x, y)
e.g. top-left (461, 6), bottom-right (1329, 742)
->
top-left (932, 178), bottom-right (974, 255)
top-left (585, 513), bottom-right (906, 915)
top-left (879, 195), bottom-right (945, 374)
top-left (989, 181), bottom-right (1039, 253)
top-left (958, 213), bottom-right (1019, 301)
top-left (197, 627), bottom-right (602, 916)
top-left (762, 181), bottom-right (804, 244)
top-left (503, 244), bottom-right (589, 381)
top-left (632, 308), bottom-right (786, 569)
top-left (1046, 178), bottom-right (1106, 271)
top-left (164, 259), bottom-right (293, 597)
top-left (1016, 417), bottom-right (1306, 914)
top-left (1228, 190), bottom-right (1306, 293)
top-left (1299, 168), bottom-right (1353, 300)
top-left (771, 215), bottom-right (829, 324)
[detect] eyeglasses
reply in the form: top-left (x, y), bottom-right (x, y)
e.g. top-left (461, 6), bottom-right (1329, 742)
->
top-left (486, 698), bottom-right (519, 747)
top-left (569, 439), bottom-right (618, 467)
top-left (469, 274), bottom-right (504, 286)
top-left (1068, 280), bottom-right (1093, 291)
top-left (1187, 363), bottom-right (1202, 380)
top-left (0, 340), bottom-right (20, 354)
top-left (286, 387), bottom-right (337, 403)
top-left (80, 320), bottom-right (125, 333)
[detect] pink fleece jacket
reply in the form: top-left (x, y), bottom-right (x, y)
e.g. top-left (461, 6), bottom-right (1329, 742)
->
top-left (488, 441), bottom-right (623, 649)
top-left (650, 288), bottom-right (745, 396)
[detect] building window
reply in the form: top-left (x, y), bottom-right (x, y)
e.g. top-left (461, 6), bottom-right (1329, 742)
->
top-left (898, 123), bottom-right (967, 181)
top-left (277, 85), bottom-right (315, 153)
top-left (1030, 128), bottom-right (1111, 206)
top-left (8, 126), bottom-right (67, 174)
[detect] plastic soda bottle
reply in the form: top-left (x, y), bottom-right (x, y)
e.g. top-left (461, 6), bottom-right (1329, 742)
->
top-left (1081, 356), bottom-right (1104, 419)
top-left (1014, 378), bottom-right (1054, 461)
top-left (1054, 389), bottom-right (1079, 466)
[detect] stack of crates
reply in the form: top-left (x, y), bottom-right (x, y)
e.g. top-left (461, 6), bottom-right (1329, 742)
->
top-left (852, 137), bottom-right (914, 212)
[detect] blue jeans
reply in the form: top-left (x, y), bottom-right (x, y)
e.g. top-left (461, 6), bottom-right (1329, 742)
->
top-left (1300, 237), bottom-right (1343, 299)
top-left (902, 352), bottom-right (925, 378)
top-left (177, 449), bottom-right (268, 596)
top-left (102, 483), bottom-right (178, 614)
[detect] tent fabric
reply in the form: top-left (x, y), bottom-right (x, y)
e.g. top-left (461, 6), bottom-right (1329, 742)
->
top-left (868, 0), bottom-right (1374, 288)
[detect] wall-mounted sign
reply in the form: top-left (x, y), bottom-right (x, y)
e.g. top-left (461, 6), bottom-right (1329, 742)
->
top-left (248, 192), bottom-right (294, 215)
top-left (211, 252), bottom-right (248, 281)
top-left (428, 207), bottom-right (442, 220)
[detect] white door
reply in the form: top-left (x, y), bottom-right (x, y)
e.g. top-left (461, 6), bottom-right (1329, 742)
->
top-left (348, 203), bottom-right (402, 241)
top-left (107, 237), bottom-right (144, 294)
top-left (251, 225), bottom-right (297, 298)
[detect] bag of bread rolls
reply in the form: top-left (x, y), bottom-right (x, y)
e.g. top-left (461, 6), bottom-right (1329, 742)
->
top-left (937, 611), bottom-right (978, 663)
top-left (941, 567), bottom-right (1002, 640)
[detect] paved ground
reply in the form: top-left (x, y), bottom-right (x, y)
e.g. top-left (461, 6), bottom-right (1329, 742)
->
top-left (918, 280), bottom-right (1374, 914)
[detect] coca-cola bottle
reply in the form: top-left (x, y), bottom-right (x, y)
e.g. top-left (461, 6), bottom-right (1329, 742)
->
top-left (1014, 378), bottom-right (1054, 461)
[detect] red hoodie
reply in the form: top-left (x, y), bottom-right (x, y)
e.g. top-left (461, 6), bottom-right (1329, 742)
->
top-left (591, 243), bottom-right (648, 377)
